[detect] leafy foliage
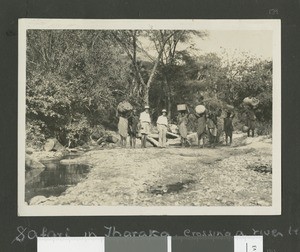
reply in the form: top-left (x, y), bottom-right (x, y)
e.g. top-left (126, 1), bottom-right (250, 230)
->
top-left (26, 30), bottom-right (131, 146)
top-left (26, 30), bottom-right (273, 148)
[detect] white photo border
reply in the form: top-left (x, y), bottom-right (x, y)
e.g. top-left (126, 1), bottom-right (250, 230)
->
top-left (18, 19), bottom-right (281, 216)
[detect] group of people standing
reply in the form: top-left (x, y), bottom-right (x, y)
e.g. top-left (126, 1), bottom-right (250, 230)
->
top-left (177, 108), bottom-right (235, 148)
top-left (118, 105), bottom-right (169, 148)
top-left (117, 104), bottom-right (257, 149)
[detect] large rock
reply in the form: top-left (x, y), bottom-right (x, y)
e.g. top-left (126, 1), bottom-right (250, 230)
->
top-left (106, 131), bottom-right (120, 143)
top-left (25, 154), bottom-right (45, 170)
top-left (44, 138), bottom-right (65, 151)
top-left (60, 159), bottom-right (81, 165)
top-left (187, 132), bottom-right (198, 144)
top-left (29, 195), bottom-right (48, 205)
top-left (26, 147), bottom-right (35, 155)
top-left (169, 124), bottom-right (179, 134)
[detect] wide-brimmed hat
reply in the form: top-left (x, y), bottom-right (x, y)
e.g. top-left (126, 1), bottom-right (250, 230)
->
top-left (162, 109), bottom-right (167, 113)
top-left (144, 105), bottom-right (150, 109)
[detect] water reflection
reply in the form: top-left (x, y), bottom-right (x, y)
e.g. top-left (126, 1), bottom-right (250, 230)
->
top-left (25, 157), bottom-right (90, 203)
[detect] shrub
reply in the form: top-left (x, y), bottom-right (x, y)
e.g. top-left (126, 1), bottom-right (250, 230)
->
top-left (26, 120), bottom-right (46, 150)
top-left (256, 121), bottom-right (272, 136)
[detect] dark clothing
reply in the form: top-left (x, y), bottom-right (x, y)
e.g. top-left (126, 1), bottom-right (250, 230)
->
top-left (128, 115), bottom-right (139, 137)
top-left (224, 117), bottom-right (234, 136)
top-left (197, 114), bottom-right (207, 138)
top-left (243, 108), bottom-right (256, 137)
top-left (245, 109), bottom-right (256, 130)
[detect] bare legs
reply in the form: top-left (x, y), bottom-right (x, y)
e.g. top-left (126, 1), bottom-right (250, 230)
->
top-left (120, 136), bottom-right (127, 148)
top-left (225, 133), bottom-right (232, 145)
top-left (130, 136), bottom-right (136, 148)
top-left (197, 134), bottom-right (206, 148)
top-left (141, 134), bottom-right (147, 148)
top-left (181, 137), bottom-right (187, 147)
top-left (247, 129), bottom-right (255, 137)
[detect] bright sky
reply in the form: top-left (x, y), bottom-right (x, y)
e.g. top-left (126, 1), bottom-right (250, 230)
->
top-left (192, 30), bottom-right (273, 60)
top-left (139, 30), bottom-right (273, 62)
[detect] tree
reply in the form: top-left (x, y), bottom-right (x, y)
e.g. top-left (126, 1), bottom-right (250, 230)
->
top-left (26, 30), bottom-right (131, 147)
top-left (219, 53), bottom-right (272, 121)
top-left (148, 30), bottom-right (208, 119)
top-left (111, 30), bottom-right (200, 106)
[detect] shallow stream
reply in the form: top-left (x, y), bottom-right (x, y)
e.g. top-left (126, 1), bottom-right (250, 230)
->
top-left (25, 155), bottom-right (90, 203)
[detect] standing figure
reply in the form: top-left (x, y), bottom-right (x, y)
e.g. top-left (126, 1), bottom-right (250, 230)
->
top-left (177, 111), bottom-right (188, 147)
top-left (157, 109), bottom-right (169, 148)
top-left (196, 112), bottom-right (207, 148)
top-left (128, 109), bottom-right (139, 148)
top-left (118, 113), bottom-right (128, 148)
top-left (139, 105), bottom-right (151, 148)
top-left (224, 111), bottom-right (235, 145)
top-left (216, 108), bottom-right (223, 143)
top-left (245, 106), bottom-right (256, 137)
top-left (207, 112), bottom-right (218, 148)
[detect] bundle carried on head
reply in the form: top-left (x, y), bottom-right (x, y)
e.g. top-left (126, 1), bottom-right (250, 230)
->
top-left (203, 98), bottom-right (223, 112)
top-left (195, 105), bottom-right (206, 114)
top-left (243, 97), bottom-right (260, 107)
top-left (117, 101), bottom-right (133, 113)
top-left (177, 104), bottom-right (187, 112)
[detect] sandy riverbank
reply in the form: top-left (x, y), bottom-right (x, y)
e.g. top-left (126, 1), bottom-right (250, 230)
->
top-left (30, 134), bottom-right (272, 207)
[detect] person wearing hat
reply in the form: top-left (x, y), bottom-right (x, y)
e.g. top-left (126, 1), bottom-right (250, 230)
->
top-left (139, 105), bottom-right (151, 148)
top-left (156, 109), bottom-right (169, 148)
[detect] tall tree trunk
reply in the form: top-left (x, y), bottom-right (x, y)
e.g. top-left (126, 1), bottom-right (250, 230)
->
top-left (164, 75), bottom-right (172, 120)
top-left (143, 86), bottom-right (150, 106)
top-left (143, 48), bottom-right (164, 105)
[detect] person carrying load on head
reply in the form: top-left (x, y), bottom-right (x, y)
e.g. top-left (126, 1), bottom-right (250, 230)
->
top-left (177, 111), bottom-right (188, 147)
top-left (156, 109), bottom-right (169, 148)
top-left (176, 104), bottom-right (189, 147)
top-left (207, 112), bottom-right (218, 148)
top-left (195, 105), bottom-right (207, 148)
top-left (117, 101), bottom-right (133, 148)
top-left (118, 113), bottom-right (128, 148)
top-left (245, 106), bottom-right (257, 138)
top-left (242, 97), bottom-right (259, 138)
top-left (139, 105), bottom-right (151, 148)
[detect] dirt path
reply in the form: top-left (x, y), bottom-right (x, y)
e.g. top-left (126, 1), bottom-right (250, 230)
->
top-left (39, 135), bottom-right (272, 207)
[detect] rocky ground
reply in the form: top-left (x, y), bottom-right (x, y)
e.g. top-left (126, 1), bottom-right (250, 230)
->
top-left (28, 133), bottom-right (273, 207)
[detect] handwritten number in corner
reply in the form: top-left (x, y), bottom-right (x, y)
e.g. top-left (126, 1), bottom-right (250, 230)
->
top-left (268, 9), bottom-right (279, 15)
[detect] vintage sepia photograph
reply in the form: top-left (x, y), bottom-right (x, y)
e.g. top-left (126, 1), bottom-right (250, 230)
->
top-left (18, 19), bottom-right (281, 216)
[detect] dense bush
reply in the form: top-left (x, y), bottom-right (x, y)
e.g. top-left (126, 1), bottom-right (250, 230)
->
top-left (26, 30), bottom-right (131, 146)
top-left (26, 121), bottom-right (46, 150)
top-left (26, 30), bottom-right (273, 148)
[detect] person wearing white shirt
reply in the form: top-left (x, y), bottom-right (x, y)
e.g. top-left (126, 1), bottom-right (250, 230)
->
top-left (139, 105), bottom-right (151, 148)
top-left (156, 109), bottom-right (168, 148)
